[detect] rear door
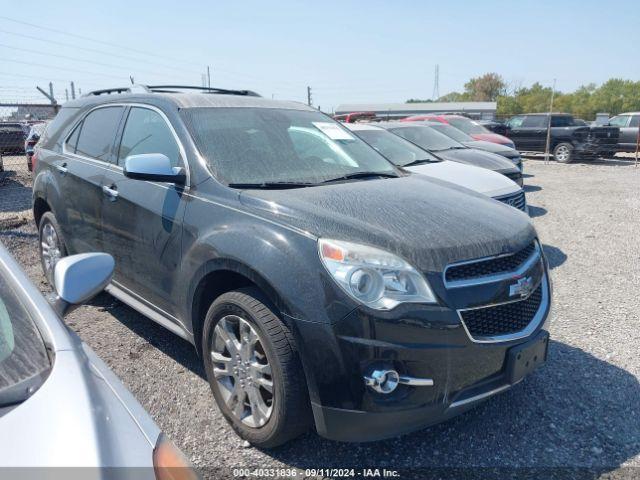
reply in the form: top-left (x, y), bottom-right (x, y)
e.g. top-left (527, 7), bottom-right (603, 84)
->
top-left (100, 105), bottom-right (187, 316)
top-left (57, 106), bottom-right (125, 254)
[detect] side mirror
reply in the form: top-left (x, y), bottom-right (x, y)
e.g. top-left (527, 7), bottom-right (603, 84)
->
top-left (50, 253), bottom-right (114, 317)
top-left (124, 153), bottom-right (186, 184)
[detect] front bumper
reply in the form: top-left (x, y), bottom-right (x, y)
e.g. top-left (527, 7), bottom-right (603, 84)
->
top-left (573, 142), bottom-right (618, 157)
top-left (314, 332), bottom-right (549, 442)
top-left (296, 252), bottom-right (551, 442)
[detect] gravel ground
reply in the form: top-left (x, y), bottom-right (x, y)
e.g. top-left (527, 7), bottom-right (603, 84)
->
top-left (0, 156), bottom-right (639, 479)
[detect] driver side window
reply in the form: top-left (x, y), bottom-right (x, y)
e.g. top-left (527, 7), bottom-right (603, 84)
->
top-left (609, 115), bottom-right (630, 128)
top-left (507, 116), bottom-right (524, 128)
top-left (118, 107), bottom-right (181, 167)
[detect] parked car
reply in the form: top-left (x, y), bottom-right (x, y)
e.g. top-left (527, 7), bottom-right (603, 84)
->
top-left (504, 113), bottom-right (619, 163)
top-left (607, 112), bottom-right (640, 153)
top-left (378, 122), bottom-right (524, 186)
top-left (345, 123), bottom-right (527, 212)
top-left (402, 115), bottom-right (515, 148)
top-left (25, 122), bottom-right (48, 171)
top-left (333, 111), bottom-right (377, 123)
top-left (479, 119), bottom-right (508, 136)
top-left (0, 122), bottom-right (26, 155)
top-left (416, 120), bottom-right (523, 171)
top-left (0, 242), bottom-right (197, 477)
top-left (33, 85), bottom-right (551, 447)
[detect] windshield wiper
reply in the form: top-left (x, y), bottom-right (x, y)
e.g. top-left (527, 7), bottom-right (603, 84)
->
top-left (402, 158), bottom-right (441, 167)
top-left (228, 181), bottom-right (316, 189)
top-left (320, 171), bottom-right (399, 184)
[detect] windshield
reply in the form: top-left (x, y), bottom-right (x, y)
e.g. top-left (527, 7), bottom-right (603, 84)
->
top-left (0, 270), bottom-right (50, 409)
top-left (389, 125), bottom-right (465, 152)
top-left (354, 129), bottom-right (441, 167)
top-left (182, 108), bottom-right (398, 185)
top-left (445, 117), bottom-right (489, 135)
top-left (429, 123), bottom-right (473, 143)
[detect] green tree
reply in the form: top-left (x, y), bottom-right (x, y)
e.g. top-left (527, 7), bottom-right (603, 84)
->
top-left (463, 73), bottom-right (507, 101)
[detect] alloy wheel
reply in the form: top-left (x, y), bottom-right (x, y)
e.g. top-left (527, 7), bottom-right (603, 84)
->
top-left (211, 315), bottom-right (274, 428)
top-left (41, 222), bottom-right (62, 283)
top-left (555, 145), bottom-right (570, 162)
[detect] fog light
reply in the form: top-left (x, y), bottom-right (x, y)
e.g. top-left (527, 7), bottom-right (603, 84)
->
top-left (364, 369), bottom-right (400, 394)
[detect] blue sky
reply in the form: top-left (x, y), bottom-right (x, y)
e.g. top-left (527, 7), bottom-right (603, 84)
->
top-left (1, 0), bottom-right (638, 111)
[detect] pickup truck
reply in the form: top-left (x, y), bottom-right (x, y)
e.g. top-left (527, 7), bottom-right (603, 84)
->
top-left (504, 113), bottom-right (619, 163)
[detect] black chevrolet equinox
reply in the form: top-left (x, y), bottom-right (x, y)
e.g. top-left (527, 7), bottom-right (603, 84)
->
top-left (32, 85), bottom-right (551, 447)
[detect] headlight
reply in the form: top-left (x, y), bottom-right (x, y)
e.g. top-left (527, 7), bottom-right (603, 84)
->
top-left (318, 238), bottom-right (437, 310)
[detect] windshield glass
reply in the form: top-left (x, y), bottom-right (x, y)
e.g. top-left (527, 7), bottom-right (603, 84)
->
top-left (429, 123), bottom-right (473, 142)
top-left (182, 108), bottom-right (398, 185)
top-left (446, 117), bottom-right (488, 135)
top-left (388, 125), bottom-right (464, 152)
top-left (354, 129), bottom-right (440, 167)
top-left (0, 270), bottom-right (50, 408)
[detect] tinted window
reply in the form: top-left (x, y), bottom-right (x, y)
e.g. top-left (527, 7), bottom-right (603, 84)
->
top-left (75, 107), bottom-right (124, 162)
top-left (430, 123), bottom-right (473, 142)
top-left (630, 116), bottom-right (640, 128)
top-left (118, 107), bottom-right (181, 167)
top-left (0, 270), bottom-right (50, 409)
top-left (389, 125), bottom-right (463, 152)
top-left (181, 108), bottom-right (396, 185)
top-left (506, 116), bottom-right (524, 128)
top-left (609, 115), bottom-right (630, 127)
top-left (356, 129), bottom-right (440, 167)
top-left (522, 116), bottom-right (548, 128)
top-left (551, 116), bottom-right (573, 127)
top-left (65, 122), bottom-right (81, 152)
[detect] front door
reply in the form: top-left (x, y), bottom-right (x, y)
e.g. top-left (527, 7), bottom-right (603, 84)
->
top-left (100, 105), bottom-right (188, 316)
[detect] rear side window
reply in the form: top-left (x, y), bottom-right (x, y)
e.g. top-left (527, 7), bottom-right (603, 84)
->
top-left (551, 116), bottom-right (572, 127)
top-left (630, 116), bottom-right (640, 128)
top-left (118, 107), bottom-right (181, 167)
top-left (65, 123), bottom-right (81, 152)
top-left (74, 107), bottom-right (124, 162)
top-left (523, 116), bottom-right (548, 128)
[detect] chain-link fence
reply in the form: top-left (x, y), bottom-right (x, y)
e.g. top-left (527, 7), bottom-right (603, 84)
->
top-left (0, 103), bottom-right (58, 216)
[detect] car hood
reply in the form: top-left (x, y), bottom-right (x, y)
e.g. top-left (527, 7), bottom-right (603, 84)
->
top-left (0, 341), bottom-right (159, 468)
top-left (471, 132), bottom-right (514, 146)
top-left (462, 140), bottom-right (520, 159)
top-left (406, 161), bottom-right (520, 198)
top-left (239, 174), bottom-right (535, 272)
top-left (434, 148), bottom-right (519, 173)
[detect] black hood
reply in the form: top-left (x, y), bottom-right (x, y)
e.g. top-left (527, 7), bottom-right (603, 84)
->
top-left (238, 174), bottom-right (535, 272)
top-left (462, 140), bottom-right (521, 159)
top-left (435, 148), bottom-right (519, 173)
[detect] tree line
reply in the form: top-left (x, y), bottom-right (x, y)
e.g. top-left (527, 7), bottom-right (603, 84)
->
top-left (406, 73), bottom-right (640, 120)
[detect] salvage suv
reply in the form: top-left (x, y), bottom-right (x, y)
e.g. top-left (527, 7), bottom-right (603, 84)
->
top-left (32, 85), bottom-right (552, 447)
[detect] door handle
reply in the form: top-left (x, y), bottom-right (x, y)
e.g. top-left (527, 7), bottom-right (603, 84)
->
top-left (102, 185), bottom-right (119, 201)
top-left (54, 163), bottom-right (68, 175)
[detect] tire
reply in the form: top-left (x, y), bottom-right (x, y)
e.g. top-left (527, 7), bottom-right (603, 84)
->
top-left (202, 287), bottom-right (311, 448)
top-left (553, 142), bottom-right (573, 163)
top-left (38, 211), bottom-right (68, 286)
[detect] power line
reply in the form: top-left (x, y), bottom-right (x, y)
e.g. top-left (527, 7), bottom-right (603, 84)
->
top-left (0, 28), bottom-right (203, 76)
top-left (0, 15), bottom-right (202, 68)
top-left (0, 43), bottom-right (192, 80)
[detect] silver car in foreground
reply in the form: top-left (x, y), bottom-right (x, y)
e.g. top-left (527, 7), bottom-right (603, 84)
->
top-left (0, 242), bottom-right (198, 479)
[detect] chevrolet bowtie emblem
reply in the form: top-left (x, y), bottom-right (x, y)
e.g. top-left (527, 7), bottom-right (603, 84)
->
top-left (509, 276), bottom-right (534, 298)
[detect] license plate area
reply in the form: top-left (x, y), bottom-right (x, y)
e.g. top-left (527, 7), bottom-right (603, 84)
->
top-left (506, 331), bottom-right (549, 384)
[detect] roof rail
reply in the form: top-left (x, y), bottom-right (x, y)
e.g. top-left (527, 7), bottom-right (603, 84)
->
top-left (146, 85), bottom-right (261, 97)
top-left (83, 84), bottom-right (260, 98)
top-left (83, 85), bottom-right (150, 97)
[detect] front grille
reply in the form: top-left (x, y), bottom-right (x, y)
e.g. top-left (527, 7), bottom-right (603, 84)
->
top-left (445, 242), bottom-right (536, 283)
top-left (497, 191), bottom-right (526, 212)
top-left (460, 283), bottom-right (543, 339)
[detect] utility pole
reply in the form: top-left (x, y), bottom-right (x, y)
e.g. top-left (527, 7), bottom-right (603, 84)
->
top-left (432, 65), bottom-right (440, 100)
top-left (65, 89), bottom-right (69, 102)
top-left (544, 78), bottom-right (557, 165)
top-left (70, 81), bottom-right (76, 100)
top-left (36, 83), bottom-right (57, 105)
top-left (307, 86), bottom-right (312, 106)
top-left (207, 66), bottom-right (211, 88)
